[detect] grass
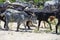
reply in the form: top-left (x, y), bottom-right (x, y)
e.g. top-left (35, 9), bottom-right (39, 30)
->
top-left (0, 0), bottom-right (15, 3)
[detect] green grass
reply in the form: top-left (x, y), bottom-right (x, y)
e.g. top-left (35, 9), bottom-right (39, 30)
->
top-left (0, 0), bottom-right (5, 3)
top-left (0, 0), bottom-right (15, 3)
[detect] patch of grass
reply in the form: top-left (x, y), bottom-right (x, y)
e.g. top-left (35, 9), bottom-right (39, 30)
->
top-left (33, 28), bottom-right (41, 33)
top-left (45, 30), bottom-right (51, 33)
top-left (0, 0), bottom-right (5, 3)
top-left (33, 27), bottom-right (51, 33)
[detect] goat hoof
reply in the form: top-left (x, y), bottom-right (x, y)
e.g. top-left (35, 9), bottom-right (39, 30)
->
top-left (28, 28), bottom-right (31, 30)
top-left (4, 29), bottom-right (9, 31)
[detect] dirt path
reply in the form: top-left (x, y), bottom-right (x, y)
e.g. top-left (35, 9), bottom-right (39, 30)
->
top-left (0, 20), bottom-right (60, 40)
top-left (0, 30), bottom-right (60, 40)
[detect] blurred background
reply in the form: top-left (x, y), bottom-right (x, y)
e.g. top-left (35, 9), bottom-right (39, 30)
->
top-left (0, 0), bottom-right (51, 9)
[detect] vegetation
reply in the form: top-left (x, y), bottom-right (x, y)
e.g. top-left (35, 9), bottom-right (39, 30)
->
top-left (0, 0), bottom-right (51, 9)
top-left (0, 0), bottom-right (50, 3)
top-left (0, 0), bottom-right (50, 9)
top-left (0, 0), bottom-right (5, 3)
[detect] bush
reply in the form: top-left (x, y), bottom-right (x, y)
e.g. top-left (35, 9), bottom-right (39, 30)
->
top-left (0, 0), bottom-right (5, 3)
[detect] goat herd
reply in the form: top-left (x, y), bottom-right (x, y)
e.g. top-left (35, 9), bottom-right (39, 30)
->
top-left (0, 2), bottom-right (60, 33)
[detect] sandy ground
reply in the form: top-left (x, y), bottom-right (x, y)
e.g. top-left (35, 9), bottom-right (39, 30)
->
top-left (0, 21), bottom-right (60, 40)
top-left (0, 30), bottom-right (60, 40)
